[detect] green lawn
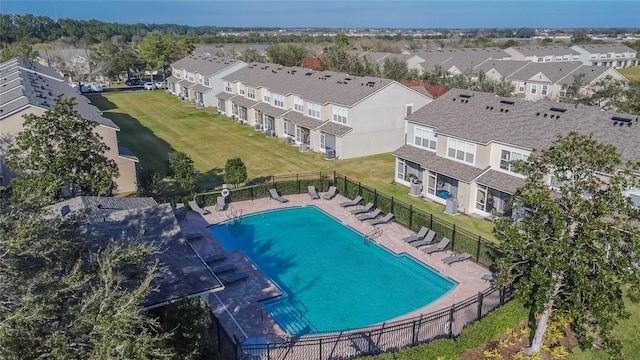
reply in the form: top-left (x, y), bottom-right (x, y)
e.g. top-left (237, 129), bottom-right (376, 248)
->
top-left (89, 91), bottom-right (496, 241)
top-left (568, 296), bottom-right (640, 360)
top-left (618, 67), bottom-right (640, 82)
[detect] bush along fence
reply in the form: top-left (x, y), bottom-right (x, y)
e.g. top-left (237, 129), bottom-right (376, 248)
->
top-left (208, 286), bottom-right (514, 360)
top-left (191, 171), bottom-right (502, 268)
top-left (190, 171), bottom-right (515, 359)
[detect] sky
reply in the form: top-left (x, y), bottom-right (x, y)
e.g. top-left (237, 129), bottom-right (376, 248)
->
top-left (2, 0), bottom-right (640, 29)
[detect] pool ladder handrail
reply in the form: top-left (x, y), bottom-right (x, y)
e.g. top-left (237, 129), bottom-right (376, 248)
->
top-left (365, 227), bottom-right (383, 241)
top-left (226, 205), bottom-right (242, 221)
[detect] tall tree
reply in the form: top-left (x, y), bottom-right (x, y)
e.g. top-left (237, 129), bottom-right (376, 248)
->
top-left (138, 33), bottom-right (175, 80)
top-left (91, 37), bottom-right (140, 80)
top-left (168, 151), bottom-right (199, 192)
top-left (265, 43), bottom-right (310, 67)
top-left (0, 42), bottom-right (39, 62)
top-left (6, 96), bottom-right (118, 202)
top-left (382, 58), bottom-right (412, 81)
top-left (495, 132), bottom-right (640, 358)
top-left (223, 157), bottom-right (247, 188)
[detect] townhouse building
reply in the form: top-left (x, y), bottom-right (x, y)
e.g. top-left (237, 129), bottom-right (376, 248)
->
top-left (217, 64), bottom-right (432, 159)
top-left (503, 46), bottom-right (581, 63)
top-left (402, 47), bottom-right (511, 75)
top-left (393, 89), bottom-right (640, 219)
top-left (166, 54), bottom-right (247, 107)
top-left (571, 44), bottom-right (638, 68)
top-left (476, 60), bottom-right (626, 101)
top-left (0, 57), bottom-right (138, 193)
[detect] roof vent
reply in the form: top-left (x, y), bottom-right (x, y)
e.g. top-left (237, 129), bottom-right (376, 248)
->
top-left (550, 107), bottom-right (567, 113)
top-left (453, 98), bottom-right (457, 102)
top-left (500, 108), bottom-right (504, 112)
top-left (60, 205), bottom-right (70, 216)
top-left (459, 94), bottom-right (472, 98)
top-left (543, 113), bottom-right (548, 118)
top-left (536, 112), bottom-right (541, 116)
top-left (305, 72), bottom-right (313, 76)
top-left (500, 100), bottom-right (515, 105)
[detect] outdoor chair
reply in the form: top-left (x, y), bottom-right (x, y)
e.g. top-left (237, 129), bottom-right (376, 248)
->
top-left (339, 195), bottom-right (363, 207)
top-left (482, 273), bottom-right (498, 283)
top-left (215, 196), bottom-right (226, 211)
top-left (308, 185), bottom-right (320, 199)
top-left (212, 263), bottom-right (237, 274)
top-left (409, 230), bottom-right (436, 247)
top-left (350, 202), bottom-right (374, 215)
top-left (442, 252), bottom-right (472, 265)
top-left (323, 186), bottom-right (337, 200)
top-left (423, 237), bottom-right (451, 255)
top-left (402, 226), bottom-right (429, 243)
top-left (219, 271), bottom-right (249, 285)
top-left (368, 213), bottom-right (394, 225)
top-left (269, 188), bottom-right (289, 203)
top-left (356, 208), bottom-right (381, 221)
top-left (188, 200), bottom-right (210, 215)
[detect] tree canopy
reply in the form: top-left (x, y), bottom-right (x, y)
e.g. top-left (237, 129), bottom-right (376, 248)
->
top-left (168, 151), bottom-right (199, 192)
top-left (223, 157), bottom-right (247, 188)
top-left (6, 96), bottom-right (118, 203)
top-left (495, 132), bottom-right (640, 358)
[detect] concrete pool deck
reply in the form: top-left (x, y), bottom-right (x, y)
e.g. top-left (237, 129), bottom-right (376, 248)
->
top-left (181, 193), bottom-right (493, 343)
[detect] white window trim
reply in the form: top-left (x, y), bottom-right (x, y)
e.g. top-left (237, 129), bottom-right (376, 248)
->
top-left (239, 84), bottom-right (245, 95)
top-left (307, 102), bottom-right (321, 119)
top-left (247, 87), bottom-right (256, 99)
top-left (530, 84), bottom-right (538, 95)
top-left (225, 82), bottom-right (232, 93)
top-left (413, 126), bottom-right (437, 151)
top-left (500, 149), bottom-right (529, 173)
top-left (447, 138), bottom-right (476, 165)
top-left (264, 90), bottom-right (271, 103)
top-left (541, 85), bottom-right (548, 96)
top-left (320, 132), bottom-right (325, 150)
top-left (294, 96), bottom-right (303, 112)
top-left (273, 93), bottom-right (284, 108)
top-left (332, 106), bottom-right (348, 124)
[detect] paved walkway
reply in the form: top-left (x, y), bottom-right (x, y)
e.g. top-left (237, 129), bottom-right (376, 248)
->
top-left (181, 192), bottom-right (491, 344)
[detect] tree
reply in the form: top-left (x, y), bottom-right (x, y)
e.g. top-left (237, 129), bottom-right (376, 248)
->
top-left (223, 157), bottom-right (247, 188)
top-left (175, 37), bottom-right (195, 58)
top-left (494, 132), bottom-right (640, 358)
top-left (168, 151), bottom-right (199, 192)
top-left (6, 96), bottom-right (118, 203)
top-left (138, 33), bottom-right (175, 80)
top-left (334, 33), bottom-right (351, 48)
top-left (382, 58), bottom-right (412, 81)
top-left (560, 73), bottom-right (589, 104)
top-left (154, 299), bottom-right (216, 359)
top-left (0, 205), bottom-right (174, 359)
top-left (0, 41), bottom-right (39, 62)
top-left (92, 37), bottom-right (141, 80)
top-left (265, 43), bottom-right (310, 67)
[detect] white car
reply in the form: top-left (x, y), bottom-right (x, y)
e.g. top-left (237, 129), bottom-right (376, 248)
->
top-left (143, 82), bottom-right (156, 90)
top-left (155, 82), bottom-right (166, 89)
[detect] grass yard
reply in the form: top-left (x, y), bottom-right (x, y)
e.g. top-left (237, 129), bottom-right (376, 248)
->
top-left (618, 67), bottom-right (640, 82)
top-left (89, 91), bottom-right (496, 241)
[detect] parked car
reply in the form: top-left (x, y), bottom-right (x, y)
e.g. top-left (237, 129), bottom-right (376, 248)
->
top-left (143, 82), bottom-right (156, 90)
top-left (155, 82), bottom-right (166, 89)
top-left (125, 78), bottom-right (141, 86)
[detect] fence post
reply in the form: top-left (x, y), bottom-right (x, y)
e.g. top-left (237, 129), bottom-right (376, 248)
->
top-left (319, 338), bottom-right (322, 359)
top-left (358, 182), bottom-right (362, 196)
top-left (409, 205), bottom-right (413, 229)
top-left (477, 292), bottom-right (484, 321)
top-left (476, 236), bottom-right (482, 264)
top-left (297, 173), bottom-right (300, 194)
top-left (411, 320), bottom-right (417, 345)
top-left (333, 170), bottom-right (336, 185)
top-left (391, 197), bottom-right (394, 214)
top-left (344, 175), bottom-right (347, 195)
top-left (430, 213), bottom-right (433, 229)
top-left (448, 305), bottom-right (455, 338)
top-left (272, 175), bottom-right (275, 188)
top-left (500, 288), bottom-right (505, 305)
top-left (250, 186), bottom-right (254, 201)
top-left (451, 224), bottom-right (456, 250)
top-left (374, 189), bottom-right (377, 207)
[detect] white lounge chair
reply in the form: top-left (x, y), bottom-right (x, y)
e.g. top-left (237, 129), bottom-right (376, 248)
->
top-left (323, 186), bottom-right (337, 200)
top-left (368, 213), bottom-right (394, 225)
top-left (356, 208), bottom-right (381, 221)
top-left (188, 200), bottom-right (210, 215)
top-left (308, 185), bottom-right (320, 199)
top-left (442, 252), bottom-right (472, 265)
top-left (269, 188), bottom-right (289, 203)
top-left (351, 202), bottom-right (374, 215)
top-left (423, 237), bottom-right (451, 254)
top-left (215, 196), bottom-right (226, 211)
top-left (340, 195), bottom-right (363, 207)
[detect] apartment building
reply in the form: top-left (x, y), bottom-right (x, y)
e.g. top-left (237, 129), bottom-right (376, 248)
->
top-left (503, 46), bottom-right (581, 63)
top-left (0, 57), bottom-right (137, 193)
top-left (217, 64), bottom-right (432, 159)
top-left (402, 47), bottom-right (510, 75)
top-left (393, 89), bottom-right (640, 219)
top-left (167, 54), bottom-right (247, 107)
top-left (571, 44), bottom-right (638, 68)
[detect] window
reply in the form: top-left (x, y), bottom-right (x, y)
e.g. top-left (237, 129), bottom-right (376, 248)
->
top-left (447, 138), bottom-right (475, 164)
top-left (204, 78), bottom-right (210, 86)
top-left (247, 87), bottom-right (256, 99)
top-left (405, 104), bottom-right (413, 117)
top-left (264, 90), bottom-right (271, 103)
top-left (174, 71), bottom-right (181, 78)
top-left (500, 150), bottom-right (529, 172)
top-left (413, 127), bottom-right (437, 151)
top-left (273, 94), bottom-right (284, 108)
top-left (572, 56), bottom-right (580, 61)
top-left (188, 74), bottom-right (194, 82)
top-left (308, 102), bottom-right (321, 119)
top-left (537, 57), bottom-right (544, 62)
top-left (320, 132), bottom-right (325, 149)
top-left (530, 84), bottom-right (538, 95)
top-left (560, 88), bottom-right (567, 98)
top-left (541, 85), bottom-right (548, 96)
top-left (544, 56), bottom-right (551, 62)
top-left (607, 53), bottom-right (612, 58)
top-left (590, 55), bottom-right (597, 59)
top-left (239, 84), bottom-right (245, 95)
top-left (519, 83), bottom-right (525, 92)
top-left (294, 96), bottom-right (303, 112)
top-left (332, 107), bottom-right (348, 124)
top-left (225, 82), bottom-right (232, 93)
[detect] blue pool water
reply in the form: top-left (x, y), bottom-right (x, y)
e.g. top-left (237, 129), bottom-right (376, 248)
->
top-left (208, 206), bottom-right (456, 335)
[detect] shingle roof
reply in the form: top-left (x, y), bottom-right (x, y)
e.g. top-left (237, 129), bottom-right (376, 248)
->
top-left (316, 121), bottom-right (352, 137)
top-left (282, 110), bottom-right (324, 130)
top-left (474, 60), bottom-right (531, 78)
top-left (408, 47), bottom-right (510, 72)
top-left (215, 91), bottom-right (235, 101)
top-left (575, 44), bottom-right (636, 54)
top-left (507, 62), bottom-right (582, 82)
top-left (228, 94), bottom-right (258, 108)
top-left (51, 196), bottom-right (157, 221)
top-left (406, 89), bottom-right (640, 163)
top-left (222, 64), bottom-right (402, 107)
top-left (50, 198), bottom-right (223, 308)
top-left (118, 145), bottom-right (139, 162)
top-left (393, 144), bottom-right (487, 182)
top-left (475, 170), bottom-right (525, 194)
top-left (251, 101), bottom-right (289, 118)
top-left (0, 57), bottom-right (118, 129)
top-left (171, 54), bottom-right (245, 77)
top-left (190, 83), bottom-right (212, 93)
top-left (555, 65), bottom-right (617, 85)
top-left (509, 46), bottom-right (580, 57)
top-left (166, 75), bottom-right (180, 83)
top-left (178, 79), bottom-right (194, 87)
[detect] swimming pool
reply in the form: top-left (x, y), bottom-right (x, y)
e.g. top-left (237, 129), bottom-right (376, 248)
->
top-left (209, 206), bottom-right (457, 335)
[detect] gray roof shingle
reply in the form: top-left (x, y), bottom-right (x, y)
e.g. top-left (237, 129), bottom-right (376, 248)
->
top-left (190, 83), bottom-right (212, 93)
top-left (215, 91), bottom-right (235, 101)
top-left (316, 121), bottom-right (352, 137)
top-left (575, 44), bottom-right (636, 54)
top-left (393, 144), bottom-right (487, 182)
top-left (475, 170), bottom-right (525, 194)
top-left (228, 94), bottom-right (258, 108)
top-left (251, 102), bottom-right (289, 118)
top-left (282, 110), bottom-right (324, 130)
top-left (509, 46), bottom-right (580, 57)
top-left (171, 54), bottom-right (245, 77)
top-left (507, 62), bottom-right (583, 82)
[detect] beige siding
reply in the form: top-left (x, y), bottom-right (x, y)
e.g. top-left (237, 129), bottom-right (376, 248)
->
top-left (115, 157), bottom-right (138, 193)
top-left (475, 143), bottom-right (491, 169)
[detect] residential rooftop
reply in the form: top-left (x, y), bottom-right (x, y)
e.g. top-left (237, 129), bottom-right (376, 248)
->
top-left (508, 46), bottom-right (581, 56)
top-left (171, 54), bottom-right (244, 77)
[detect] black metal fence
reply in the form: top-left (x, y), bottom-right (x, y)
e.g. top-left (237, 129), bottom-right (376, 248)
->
top-left (194, 171), bottom-right (511, 359)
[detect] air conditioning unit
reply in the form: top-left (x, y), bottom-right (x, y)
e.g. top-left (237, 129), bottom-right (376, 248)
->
top-left (240, 120), bottom-right (249, 125)
top-left (285, 136), bottom-right (294, 144)
top-left (299, 143), bottom-right (309, 152)
top-left (265, 129), bottom-right (276, 137)
top-left (325, 149), bottom-right (336, 160)
top-left (231, 114), bottom-right (236, 120)
top-left (254, 123), bottom-right (263, 131)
